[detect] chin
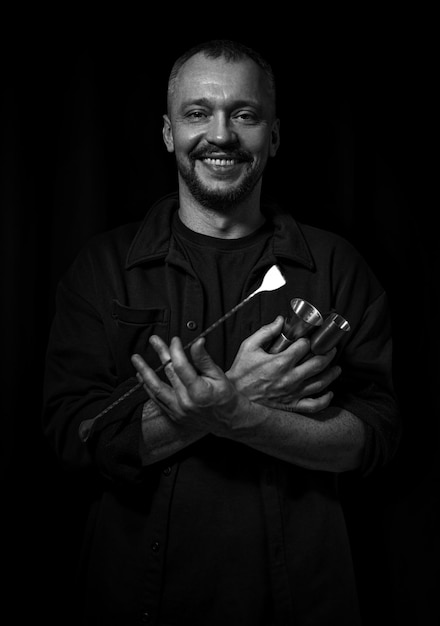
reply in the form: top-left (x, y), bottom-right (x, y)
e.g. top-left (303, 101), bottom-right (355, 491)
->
top-left (195, 188), bottom-right (252, 212)
top-left (178, 160), bottom-right (262, 210)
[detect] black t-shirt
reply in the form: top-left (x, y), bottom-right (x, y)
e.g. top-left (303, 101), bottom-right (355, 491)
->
top-left (159, 214), bottom-right (275, 626)
top-left (171, 212), bottom-right (274, 369)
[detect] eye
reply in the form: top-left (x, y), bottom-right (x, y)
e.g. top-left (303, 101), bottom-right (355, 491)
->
top-left (233, 110), bottom-right (258, 124)
top-left (185, 110), bottom-right (208, 121)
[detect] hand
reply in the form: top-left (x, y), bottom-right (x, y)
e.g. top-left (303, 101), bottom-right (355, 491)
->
top-left (226, 316), bottom-right (341, 414)
top-left (131, 335), bottom-right (247, 434)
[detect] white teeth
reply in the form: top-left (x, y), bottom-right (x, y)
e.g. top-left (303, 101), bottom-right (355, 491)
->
top-left (203, 158), bottom-right (236, 166)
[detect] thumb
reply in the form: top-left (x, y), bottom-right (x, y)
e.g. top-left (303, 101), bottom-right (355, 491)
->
top-left (245, 315), bottom-right (285, 349)
top-left (190, 338), bottom-right (224, 378)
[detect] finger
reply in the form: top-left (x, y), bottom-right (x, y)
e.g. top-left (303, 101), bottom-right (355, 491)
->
top-left (149, 334), bottom-right (172, 365)
top-left (145, 337), bottom-right (192, 402)
top-left (294, 391), bottom-right (334, 414)
top-left (131, 353), bottom-right (167, 396)
top-left (295, 347), bottom-right (337, 379)
top-left (131, 353), bottom-right (149, 380)
top-left (167, 336), bottom-right (201, 387)
top-left (301, 365), bottom-right (342, 396)
top-left (158, 338), bottom-right (211, 409)
top-left (132, 354), bottom-right (181, 417)
top-left (281, 337), bottom-right (312, 363)
top-left (189, 338), bottom-right (224, 379)
top-left (149, 335), bottom-right (184, 392)
top-left (243, 316), bottom-right (285, 349)
top-left (139, 378), bottom-right (170, 412)
top-left (168, 337), bottom-right (222, 389)
top-left (161, 347), bottom-right (193, 399)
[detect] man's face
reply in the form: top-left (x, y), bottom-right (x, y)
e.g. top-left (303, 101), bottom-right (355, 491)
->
top-left (163, 53), bottom-right (280, 210)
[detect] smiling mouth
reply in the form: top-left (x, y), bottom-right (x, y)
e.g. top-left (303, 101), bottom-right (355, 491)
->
top-left (201, 157), bottom-right (241, 167)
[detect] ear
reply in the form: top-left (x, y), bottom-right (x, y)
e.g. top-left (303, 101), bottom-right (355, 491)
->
top-left (162, 114), bottom-right (175, 153)
top-left (269, 119), bottom-right (280, 157)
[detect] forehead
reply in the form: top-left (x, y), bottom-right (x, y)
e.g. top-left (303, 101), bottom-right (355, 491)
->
top-left (170, 52), bottom-right (273, 113)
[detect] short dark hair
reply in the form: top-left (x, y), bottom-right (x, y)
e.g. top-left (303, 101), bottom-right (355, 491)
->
top-left (167, 39), bottom-right (276, 113)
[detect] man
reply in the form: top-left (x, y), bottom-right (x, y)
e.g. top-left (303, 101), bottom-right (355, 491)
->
top-left (42, 40), bottom-right (400, 625)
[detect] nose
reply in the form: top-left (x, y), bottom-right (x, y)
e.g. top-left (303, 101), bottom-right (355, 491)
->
top-left (205, 112), bottom-right (237, 146)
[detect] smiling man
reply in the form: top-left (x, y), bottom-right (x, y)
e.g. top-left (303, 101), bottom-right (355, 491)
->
top-left (42, 40), bottom-right (400, 625)
top-left (163, 50), bottom-right (279, 223)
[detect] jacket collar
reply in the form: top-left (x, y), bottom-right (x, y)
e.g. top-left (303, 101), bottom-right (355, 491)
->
top-left (125, 192), bottom-right (315, 271)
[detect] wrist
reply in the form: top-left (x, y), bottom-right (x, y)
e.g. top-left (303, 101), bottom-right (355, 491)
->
top-left (213, 391), bottom-right (255, 439)
top-left (225, 367), bottom-right (247, 395)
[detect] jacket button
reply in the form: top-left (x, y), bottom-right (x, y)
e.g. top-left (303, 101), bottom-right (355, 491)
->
top-left (141, 612), bottom-right (150, 623)
top-left (163, 466), bottom-right (172, 476)
top-left (151, 541), bottom-right (160, 552)
top-left (186, 320), bottom-right (197, 330)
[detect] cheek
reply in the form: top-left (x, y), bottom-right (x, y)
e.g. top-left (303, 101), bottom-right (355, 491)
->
top-left (251, 141), bottom-right (273, 166)
top-left (243, 130), bottom-right (273, 157)
top-left (172, 127), bottom-right (204, 153)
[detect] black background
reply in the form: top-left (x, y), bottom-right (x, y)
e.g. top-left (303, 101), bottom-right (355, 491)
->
top-left (2, 12), bottom-right (438, 625)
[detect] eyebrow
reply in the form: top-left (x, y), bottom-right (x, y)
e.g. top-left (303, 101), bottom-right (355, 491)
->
top-left (179, 97), bottom-right (261, 110)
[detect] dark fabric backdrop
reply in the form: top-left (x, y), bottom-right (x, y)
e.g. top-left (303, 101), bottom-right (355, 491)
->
top-left (2, 17), bottom-right (438, 626)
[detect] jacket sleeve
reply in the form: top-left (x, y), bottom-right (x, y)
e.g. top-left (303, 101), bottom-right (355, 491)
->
top-left (42, 249), bottom-right (148, 486)
top-left (330, 244), bottom-right (401, 476)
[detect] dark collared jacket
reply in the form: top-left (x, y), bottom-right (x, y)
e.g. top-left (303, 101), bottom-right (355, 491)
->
top-left (42, 193), bottom-right (400, 625)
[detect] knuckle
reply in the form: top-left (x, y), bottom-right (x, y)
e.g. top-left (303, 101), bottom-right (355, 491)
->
top-left (296, 337), bottom-right (310, 351)
top-left (179, 392), bottom-right (195, 412)
top-left (198, 355), bottom-right (213, 370)
top-left (241, 336), bottom-right (252, 350)
top-left (310, 358), bottom-right (326, 375)
top-left (145, 379), bottom-right (160, 395)
top-left (164, 364), bottom-right (176, 382)
top-left (332, 366), bottom-right (342, 380)
top-left (315, 376), bottom-right (328, 391)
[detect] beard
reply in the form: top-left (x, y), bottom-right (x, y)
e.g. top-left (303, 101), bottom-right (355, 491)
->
top-left (176, 148), bottom-right (264, 212)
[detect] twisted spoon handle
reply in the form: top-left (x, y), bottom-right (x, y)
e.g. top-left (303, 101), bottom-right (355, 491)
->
top-left (78, 292), bottom-right (257, 441)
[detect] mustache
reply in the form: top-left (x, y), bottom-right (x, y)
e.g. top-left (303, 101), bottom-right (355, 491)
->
top-left (190, 147), bottom-right (253, 162)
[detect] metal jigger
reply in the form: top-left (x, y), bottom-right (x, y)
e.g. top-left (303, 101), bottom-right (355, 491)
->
top-left (310, 312), bottom-right (351, 354)
top-left (268, 298), bottom-right (323, 354)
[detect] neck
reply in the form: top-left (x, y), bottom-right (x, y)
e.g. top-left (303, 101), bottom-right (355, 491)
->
top-left (177, 185), bottom-right (265, 239)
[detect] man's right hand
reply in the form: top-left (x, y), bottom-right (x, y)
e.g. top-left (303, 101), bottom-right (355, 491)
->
top-left (226, 316), bottom-right (342, 414)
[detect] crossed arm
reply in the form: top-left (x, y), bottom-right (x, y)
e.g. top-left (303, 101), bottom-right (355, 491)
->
top-left (131, 316), bottom-right (366, 472)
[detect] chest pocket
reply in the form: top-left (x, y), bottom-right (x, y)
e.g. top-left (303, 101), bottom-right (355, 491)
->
top-left (111, 299), bottom-right (170, 379)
